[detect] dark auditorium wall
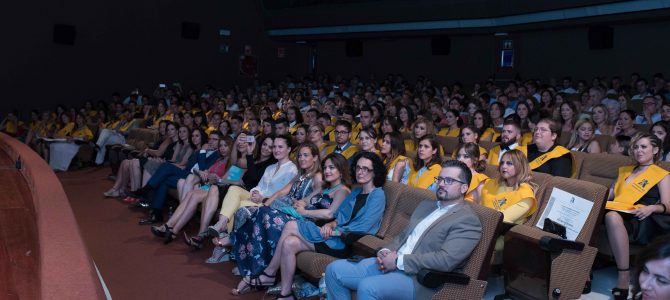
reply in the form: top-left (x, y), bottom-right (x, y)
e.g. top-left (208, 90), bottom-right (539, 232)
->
top-left (1, 0), bottom-right (308, 115)
top-left (312, 19), bottom-right (670, 86)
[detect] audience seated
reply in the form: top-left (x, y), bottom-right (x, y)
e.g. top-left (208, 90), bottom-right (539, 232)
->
top-left (6, 69), bottom-right (670, 299)
top-left (325, 160), bottom-right (481, 300)
top-left (234, 152), bottom-right (386, 298)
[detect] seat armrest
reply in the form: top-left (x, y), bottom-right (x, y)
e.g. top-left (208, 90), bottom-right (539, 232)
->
top-left (417, 269), bottom-right (470, 288)
top-left (342, 231), bottom-right (383, 246)
top-left (539, 236), bottom-right (585, 253)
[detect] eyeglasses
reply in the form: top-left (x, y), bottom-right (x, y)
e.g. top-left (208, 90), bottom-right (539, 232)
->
top-left (335, 130), bottom-right (350, 135)
top-left (355, 165), bottom-right (372, 174)
top-left (434, 176), bottom-right (466, 185)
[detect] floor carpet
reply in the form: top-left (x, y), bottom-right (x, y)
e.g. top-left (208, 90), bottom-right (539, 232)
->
top-left (58, 166), bottom-right (271, 300)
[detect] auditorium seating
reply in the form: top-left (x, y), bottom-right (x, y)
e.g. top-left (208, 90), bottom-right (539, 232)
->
top-left (436, 136), bottom-right (459, 157)
top-left (501, 176), bottom-right (608, 300)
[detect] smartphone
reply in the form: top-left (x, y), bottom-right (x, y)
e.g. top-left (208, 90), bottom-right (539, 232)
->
top-left (159, 83), bottom-right (166, 88)
top-left (245, 136), bottom-right (255, 143)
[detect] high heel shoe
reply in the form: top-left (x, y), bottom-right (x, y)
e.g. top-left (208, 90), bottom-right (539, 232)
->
top-left (612, 267), bottom-right (630, 300)
top-left (231, 271), bottom-right (278, 295)
top-left (183, 233), bottom-right (204, 250)
top-left (139, 210), bottom-right (163, 225)
top-left (103, 189), bottom-right (120, 198)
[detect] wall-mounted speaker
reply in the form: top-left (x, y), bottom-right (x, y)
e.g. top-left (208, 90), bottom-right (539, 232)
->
top-left (345, 39), bottom-right (363, 57)
top-left (431, 36), bottom-right (451, 55)
top-left (181, 22), bottom-right (200, 40)
top-left (53, 24), bottom-right (76, 45)
top-left (588, 26), bottom-right (613, 50)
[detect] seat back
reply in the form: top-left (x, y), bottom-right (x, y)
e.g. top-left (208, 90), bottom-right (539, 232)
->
top-left (577, 153), bottom-right (633, 188)
top-left (436, 136), bottom-right (459, 158)
top-left (375, 181), bottom-right (405, 238)
top-left (532, 176), bottom-right (608, 244)
top-left (569, 150), bottom-right (587, 179)
top-left (659, 161), bottom-right (670, 172)
top-left (556, 133), bottom-right (571, 147)
top-left (382, 184), bottom-right (435, 241)
top-left (463, 204), bottom-right (503, 280)
top-left (525, 171), bottom-right (553, 225)
top-left (593, 135), bottom-right (614, 153)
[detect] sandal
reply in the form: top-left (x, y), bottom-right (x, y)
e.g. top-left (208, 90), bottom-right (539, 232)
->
top-left (204, 226), bottom-right (223, 239)
top-left (231, 272), bottom-right (277, 295)
top-left (184, 233), bottom-right (204, 250)
top-left (275, 291), bottom-right (295, 300)
top-left (150, 224), bottom-right (169, 238)
top-left (163, 226), bottom-right (176, 244)
top-left (612, 268), bottom-right (630, 300)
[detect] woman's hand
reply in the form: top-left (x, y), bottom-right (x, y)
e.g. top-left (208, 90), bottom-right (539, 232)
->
top-left (633, 205), bottom-right (657, 220)
top-left (319, 224), bottom-right (333, 240)
top-left (249, 191), bottom-right (263, 203)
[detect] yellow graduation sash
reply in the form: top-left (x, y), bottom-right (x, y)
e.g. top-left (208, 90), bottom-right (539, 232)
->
top-left (520, 132), bottom-right (533, 146)
top-left (408, 163), bottom-right (442, 189)
top-left (324, 144), bottom-right (359, 159)
top-left (480, 180), bottom-right (537, 218)
top-left (437, 127), bottom-right (460, 137)
top-left (386, 155), bottom-right (408, 171)
top-left (404, 139), bottom-right (416, 152)
top-left (528, 145), bottom-right (575, 177)
top-left (607, 165), bottom-right (669, 211)
top-left (487, 145), bottom-right (528, 166)
top-left (72, 126), bottom-right (94, 140)
top-left (465, 172), bottom-right (489, 201)
top-left (325, 126), bottom-right (335, 141)
top-left (119, 119), bottom-right (136, 133)
top-left (57, 122), bottom-right (75, 137)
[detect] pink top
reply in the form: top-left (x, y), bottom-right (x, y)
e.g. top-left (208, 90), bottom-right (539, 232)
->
top-left (207, 158), bottom-right (228, 177)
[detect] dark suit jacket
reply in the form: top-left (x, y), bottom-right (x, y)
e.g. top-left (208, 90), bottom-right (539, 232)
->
top-left (384, 200), bottom-right (482, 300)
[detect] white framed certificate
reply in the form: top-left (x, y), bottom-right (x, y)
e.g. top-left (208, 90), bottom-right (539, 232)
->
top-left (535, 187), bottom-right (594, 241)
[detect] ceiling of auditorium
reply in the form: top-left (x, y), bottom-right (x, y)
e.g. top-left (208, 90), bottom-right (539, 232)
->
top-left (260, 0), bottom-right (623, 28)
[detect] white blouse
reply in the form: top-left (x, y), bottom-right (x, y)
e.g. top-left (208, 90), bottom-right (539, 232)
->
top-left (250, 160), bottom-right (298, 197)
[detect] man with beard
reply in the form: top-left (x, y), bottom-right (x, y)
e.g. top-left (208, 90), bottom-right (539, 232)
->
top-left (325, 160), bottom-right (482, 300)
top-left (487, 119), bottom-right (528, 166)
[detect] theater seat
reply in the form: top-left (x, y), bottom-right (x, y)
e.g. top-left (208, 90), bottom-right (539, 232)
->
top-left (421, 204), bottom-right (503, 300)
top-left (500, 176), bottom-right (608, 300)
top-left (577, 152), bottom-right (632, 188)
top-left (436, 136), bottom-right (459, 157)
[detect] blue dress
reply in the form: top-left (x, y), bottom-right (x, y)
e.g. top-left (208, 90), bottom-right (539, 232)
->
top-left (297, 186), bottom-right (386, 251)
top-left (231, 175), bottom-right (317, 277)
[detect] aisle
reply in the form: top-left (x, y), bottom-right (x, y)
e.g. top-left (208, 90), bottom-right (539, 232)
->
top-left (58, 167), bottom-right (259, 300)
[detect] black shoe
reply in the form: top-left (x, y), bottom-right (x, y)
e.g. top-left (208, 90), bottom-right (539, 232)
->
top-left (139, 211), bottom-right (163, 225)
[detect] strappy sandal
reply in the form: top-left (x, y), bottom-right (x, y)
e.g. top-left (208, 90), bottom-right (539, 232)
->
top-left (231, 271), bottom-right (278, 295)
top-left (183, 233), bottom-right (204, 250)
top-left (163, 225), bottom-right (176, 244)
top-left (611, 268), bottom-right (630, 300)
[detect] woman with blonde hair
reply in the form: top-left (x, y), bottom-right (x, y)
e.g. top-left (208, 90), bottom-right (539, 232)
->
top-left (473, 149), bottom-right (537, 225)
top-left (592, 104), bottom-right (613, 136)
top-left (567, 119), bottom-right (601, 153)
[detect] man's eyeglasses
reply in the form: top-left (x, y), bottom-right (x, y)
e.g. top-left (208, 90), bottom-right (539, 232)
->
top-left (434, 176), bottom-right (466, 185)
top-left (335, 130), bottom-right (350, 135)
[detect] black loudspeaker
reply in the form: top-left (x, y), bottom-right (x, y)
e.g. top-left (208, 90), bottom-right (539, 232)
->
top-left (431, 36), bottom-right (451, 55)
top-left (588, 26), bottom-right (613, 50)
top-left (181, 22), bottom-right (200, 40)
top-left (345, 39), bottom-right (363, 57)
top-left (53, 24), bottom-right (76, 45)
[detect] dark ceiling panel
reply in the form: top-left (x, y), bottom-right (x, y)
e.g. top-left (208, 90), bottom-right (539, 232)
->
top-left (261, 0), bottom-right (624, 29)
